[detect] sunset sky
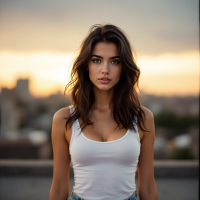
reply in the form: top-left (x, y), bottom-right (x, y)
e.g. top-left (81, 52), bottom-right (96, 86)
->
top-left (0, 0), bottom-right (199, 97)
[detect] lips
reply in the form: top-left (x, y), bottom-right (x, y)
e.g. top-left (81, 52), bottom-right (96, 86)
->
top-left (98, 77), bottom-right (111, 81)
top-left (98, 77), bottom-right (111, 84)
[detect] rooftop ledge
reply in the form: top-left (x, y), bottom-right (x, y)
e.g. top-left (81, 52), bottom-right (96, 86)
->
top-left (0, 159), bottom-right (198, 178)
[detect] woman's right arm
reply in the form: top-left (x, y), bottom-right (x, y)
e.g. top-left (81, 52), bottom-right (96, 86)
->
top-left (49, 107), bottom-right (72, 200)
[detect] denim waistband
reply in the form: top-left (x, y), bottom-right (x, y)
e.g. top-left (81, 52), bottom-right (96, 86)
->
top-left (70, 188), bottom-right (139, 200)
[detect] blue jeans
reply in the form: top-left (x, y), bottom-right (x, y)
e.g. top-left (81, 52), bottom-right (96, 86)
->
top-left (68, 188), bottom-right (139, 200)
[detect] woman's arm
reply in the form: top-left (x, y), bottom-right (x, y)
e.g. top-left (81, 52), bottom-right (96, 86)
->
top-left (137, 106), bottom-right (158, 200)
top-left (49, 107), bottom-right (72, 200)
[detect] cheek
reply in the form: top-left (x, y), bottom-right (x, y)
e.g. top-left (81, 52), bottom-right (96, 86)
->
top-left (88, 65), bottom-right (99, 80)
top-left (111, 67), bottom-right (122, 78)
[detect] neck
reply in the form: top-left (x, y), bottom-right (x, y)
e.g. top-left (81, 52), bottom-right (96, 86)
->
top-left (92, 85), bottom-right (114, 111)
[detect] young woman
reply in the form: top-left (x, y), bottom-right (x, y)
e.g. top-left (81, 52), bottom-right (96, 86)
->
top-left (49, 24), bottom-right (158, 200)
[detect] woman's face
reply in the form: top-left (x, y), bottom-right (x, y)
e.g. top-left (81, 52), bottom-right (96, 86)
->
top-left (87, 42), bottom-right (122, 91)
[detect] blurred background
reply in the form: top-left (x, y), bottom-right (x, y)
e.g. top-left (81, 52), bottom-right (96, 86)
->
top-left (0, 0), bottom-right (199, 200)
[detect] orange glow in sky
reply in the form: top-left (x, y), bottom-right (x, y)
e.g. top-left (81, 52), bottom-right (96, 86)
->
top-left (0, 50), bottom-right (198, 97)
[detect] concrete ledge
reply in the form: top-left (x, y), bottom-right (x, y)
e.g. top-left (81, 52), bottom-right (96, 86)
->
top-left (0, 159), bottom-right (198, 178)
top-left (0, 159), bottom-right (53, 177)
top-left (153, 160), bottom-right (199, 178)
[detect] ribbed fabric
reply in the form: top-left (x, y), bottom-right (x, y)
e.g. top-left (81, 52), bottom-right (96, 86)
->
top-left (69, 105), bottom-right (141, 200)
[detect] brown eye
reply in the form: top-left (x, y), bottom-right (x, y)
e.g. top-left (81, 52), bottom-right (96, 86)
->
top-left (92, 59), bottom-right (101, 63)
top-left (111, 60), bottom-right (120, 64)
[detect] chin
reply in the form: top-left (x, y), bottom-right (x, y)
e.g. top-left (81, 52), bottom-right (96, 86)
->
top-left (96, 85), bottom-right (114, 91)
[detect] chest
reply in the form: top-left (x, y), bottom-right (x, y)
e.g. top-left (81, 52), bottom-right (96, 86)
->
top-left (79, 115), bottom-right (130, 142)
top-left (70, 130), bottom-right (141, 166)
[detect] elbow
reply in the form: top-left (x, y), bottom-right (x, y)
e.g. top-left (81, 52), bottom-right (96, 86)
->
top-left (138, 186), bottom-right (158, 200)
top-left (49, 186), bottom-right (68, 200)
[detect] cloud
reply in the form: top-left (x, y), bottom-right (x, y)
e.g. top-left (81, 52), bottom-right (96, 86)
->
top-left (0, 0), bottom-right (198, 55)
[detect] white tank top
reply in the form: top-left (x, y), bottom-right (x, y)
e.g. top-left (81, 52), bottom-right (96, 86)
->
top-left (69, 105), bottom-right (141, 200)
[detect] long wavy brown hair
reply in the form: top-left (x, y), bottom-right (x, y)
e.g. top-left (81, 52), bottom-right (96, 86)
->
top-left (64, 24), bottom-right (149, 134)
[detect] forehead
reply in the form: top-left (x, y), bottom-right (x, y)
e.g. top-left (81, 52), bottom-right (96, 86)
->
top-left (92, 42), bottom-right (119, 57)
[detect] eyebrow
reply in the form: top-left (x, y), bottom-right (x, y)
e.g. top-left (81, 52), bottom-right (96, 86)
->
top-left (91, 55), bottom-right (120, 59)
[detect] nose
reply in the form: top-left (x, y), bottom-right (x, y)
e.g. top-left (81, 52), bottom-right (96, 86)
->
top-left (101, 61), bottom-right (109, 75)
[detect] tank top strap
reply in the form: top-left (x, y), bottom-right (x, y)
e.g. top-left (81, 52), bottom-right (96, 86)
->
top-left (69, 105), bottom-right (81, 147)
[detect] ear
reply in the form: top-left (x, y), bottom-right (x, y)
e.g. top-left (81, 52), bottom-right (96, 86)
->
top-left (86, 66), bottom-right (89, 70)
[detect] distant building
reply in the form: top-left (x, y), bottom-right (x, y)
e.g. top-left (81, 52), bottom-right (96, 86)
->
top-left (15, 78), bottom-right (32, 102)
top-left (1, 79), bottom-right (32, 138)
top-left (1, 88), bottom-right (20, 138)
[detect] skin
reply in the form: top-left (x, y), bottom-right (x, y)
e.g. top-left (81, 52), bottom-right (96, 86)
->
top-left (49, 42), bottom-right (158, 200)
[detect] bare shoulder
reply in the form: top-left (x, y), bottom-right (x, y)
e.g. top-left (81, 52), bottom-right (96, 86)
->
top-left (53, 106), bottom-right (71, 121)
top-left (138, 106), bottom-right (155, 140)
top-left (140, 105), bottom-right (154, 119)
top-left (52, 106), bottom-right (73, 145)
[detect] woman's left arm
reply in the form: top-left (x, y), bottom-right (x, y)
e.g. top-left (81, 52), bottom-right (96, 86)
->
top-left (137, 107), bottom-right (158, 200)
